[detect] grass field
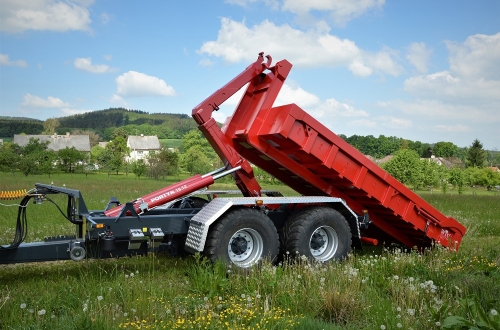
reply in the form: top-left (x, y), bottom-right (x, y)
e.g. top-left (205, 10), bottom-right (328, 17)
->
top-left (0, 173), bottom-right (499, 329)
top-left (159, 139), bottom-right (182, 149)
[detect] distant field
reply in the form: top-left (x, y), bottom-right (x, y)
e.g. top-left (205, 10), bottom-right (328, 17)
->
top-left (0, 173), bottom-right (499, 329)
top-left (159, 138), bottom-right (182, 149)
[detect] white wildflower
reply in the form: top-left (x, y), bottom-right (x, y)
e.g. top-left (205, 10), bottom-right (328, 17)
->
top-left (37, 309), bottom-right (46, 316)
top-left (20, 303), bottom-right (27, 309)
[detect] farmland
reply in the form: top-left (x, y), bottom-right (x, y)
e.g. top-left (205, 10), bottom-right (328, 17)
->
top-left (0, 173), bottom-right (499, 329)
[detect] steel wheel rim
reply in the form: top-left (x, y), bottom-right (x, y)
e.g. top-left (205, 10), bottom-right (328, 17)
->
top-left (309, 226), bottom-right (338, 261)
top-left (227, 228), bottom-right (263, 268)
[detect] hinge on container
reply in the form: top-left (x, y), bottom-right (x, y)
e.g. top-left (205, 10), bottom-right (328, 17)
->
top-left (358, 210), bottom-right (371, 229)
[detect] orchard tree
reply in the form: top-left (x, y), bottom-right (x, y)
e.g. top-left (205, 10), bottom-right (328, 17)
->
top-left (181, 130), bottom-right (214, 157)
top-left (132, 159), bottom-right (148, 179)
top-left (466, 139), bottom-right (486, 168)
top-left (419, 159), bottom-right (444, 190)
top-left (17, 138), bottom-right (52, 176)
top-left (182, 145), bottom-right (212, 175)
top-left (449, 167), bottom-right (465, 194)
top-left (58, 147), bottom-right (86, 173)
top-left (432, 141), bottom-right (458, 158)
top-left (0, 142), bottom-right (19, 174)
top-left (383, 149), bottom-right (422, 188)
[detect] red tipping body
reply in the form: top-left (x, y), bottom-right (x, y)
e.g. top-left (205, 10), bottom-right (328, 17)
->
top-left (191, 53), bottom-right (466, 250)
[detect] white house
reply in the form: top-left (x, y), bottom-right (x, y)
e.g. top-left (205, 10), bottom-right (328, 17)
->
top-left (126, 135), bottom-right (161, 162)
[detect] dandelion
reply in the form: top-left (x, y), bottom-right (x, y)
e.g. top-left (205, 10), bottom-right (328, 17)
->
top-left (256, 294), bottom-right (261, 299)
top-left (241, 294), bottom-right (246, 299)
top-left (218, 296), bottom-right (223, 301)
top-left (136, 270), bottom-right (139, 274)
top-left (396, 307), bottom-right (401, 312)
top-left (29, 309), bottom-right (34, 313)
top-left (297, 275), bottom-right (302, 279)
top-left (491, 309), bottom-right (498, 316)
top-left (204, 297), bottom-right (209, 302)
top-left (407, 309), bottom-right (415, 316)
top-left (130, 273), bottom-right (134, 277)
top-left (123, 312), bottom-right (128, 317)
top-left (125, 274), bottom-right (129, 279)
top-left (380, 325), bottom-right (386, 329)
top-left (20, 303), bottom-right (26, 309)
top-left (397, 323), bottom-right (402, 328)
top-left (97, 295), bottom-right (103, 301)
top-left (38, 309), bottom-right (46, 316)
top-left (435, 321), bottom-right (441, 327)
top-left (393, 275), bottom-right (399, 280)
top-left (409, 277), bottom-right (414, 282)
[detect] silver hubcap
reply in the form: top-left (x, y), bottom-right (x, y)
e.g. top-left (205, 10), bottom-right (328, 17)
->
top-left (227, 228), bottom-right (263, 268)
top-left (309, 226), bottom-right (338, 261)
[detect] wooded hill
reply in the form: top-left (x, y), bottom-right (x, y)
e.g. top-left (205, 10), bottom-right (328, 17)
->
top-left (0, 108), bottom-right (199, 140)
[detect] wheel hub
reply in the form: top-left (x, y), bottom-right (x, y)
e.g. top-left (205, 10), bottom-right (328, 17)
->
top-left (230, 236), bottom-right (248, 255)
top-left (227, 228), bottom-right (263, 268)
top-left (309, 226), bottom-right (339, 261)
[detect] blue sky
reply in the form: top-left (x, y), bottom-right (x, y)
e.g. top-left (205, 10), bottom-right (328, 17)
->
top-left (1, 0), bottom-right (499, 150)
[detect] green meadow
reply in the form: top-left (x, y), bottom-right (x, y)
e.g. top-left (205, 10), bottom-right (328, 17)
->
top-left (0, 173), bottom-right (499, 329)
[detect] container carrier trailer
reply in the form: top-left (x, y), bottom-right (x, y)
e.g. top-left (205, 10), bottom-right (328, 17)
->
top-left (0, 53), bottom-right (466, 268)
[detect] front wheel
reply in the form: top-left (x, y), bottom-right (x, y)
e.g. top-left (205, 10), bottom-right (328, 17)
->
top-left (283, 207), bottom-right (351, 262)
top-left (203, 208), bottom-right (279, 268)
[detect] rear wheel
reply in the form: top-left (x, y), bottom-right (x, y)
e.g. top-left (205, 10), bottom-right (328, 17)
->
top-left (283, 207), bottom-right (351, 262)
top-left (204, 208), bottom-right (279, 268)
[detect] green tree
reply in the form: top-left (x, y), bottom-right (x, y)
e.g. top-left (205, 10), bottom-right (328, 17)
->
top-left (432, 141), bottom-right (458, 158)
top-left (132, 159), bottom-right (148, 179)
top-left (58, 147), bottom-right (86, 173)
top-left (17, 138), bottom-right (51, 176)
top-left (383, 149), bottom-right (422, 188)
top-left (182, 145), bottom-right (212, 175)
top-left (147, 149), bottom-right (180, 180)
top-left (90, 145), bottom-right (105, 164)
top-left (419, 159), bottom-right (444, 190)
top-left (466, 139), bottom-right (487, 168)
top-left (43, 118), bottom-right (60, 134)
top-left (449, 167), bottom-right (465, 194)
top-left (0, 142), bottom-right (19, 175)
top-left (181, 129), bottom-right (214, 157)
top-left (105, 136), bottom-right (130, 175)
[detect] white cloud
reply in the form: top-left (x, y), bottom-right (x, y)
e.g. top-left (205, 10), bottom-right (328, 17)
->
top-left (404, 33), bottom-right (500, 107)
top-left (378, 116), bottom-right (412, 129)
top-left (282, 0), bottom-right (385, 26)
top-left (74, 57), bottom-right (115, 74)
top-left (406, 42), bottom-right (432, 73)
top-left (100, 12), bottom-right (110, 24)
top-left (21, 94), bottom-right (70, 108)
top-left (109, 94), bottom-right (129, 107)
top-left (61, 108), bottom-right (93, 116)
top-left (446, 33), bottom-right (500, 80)
top-left (115, 71), bottom-right (176, 98)
top-left (0, 53), bottom-right (28, 67)
top-left (198, 18), bottom-right (402, 76)
top-left (0, 0), bottom-right (93, 33)
top-left (103, 54), bottom-right (112, 61)
top-left (198, 58), bottom-right (215, 67)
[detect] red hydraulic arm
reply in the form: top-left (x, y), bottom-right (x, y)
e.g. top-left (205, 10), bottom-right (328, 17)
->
top-left (192, 52), bottom-right (291, 197)
top-left (104, 167), bottom-right (240, 217)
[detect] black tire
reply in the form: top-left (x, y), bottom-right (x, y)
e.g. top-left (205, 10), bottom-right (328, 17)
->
top-left (203, 208), bottom-right (279, 268)
top-left (283, 207), bottom-right (351, 262)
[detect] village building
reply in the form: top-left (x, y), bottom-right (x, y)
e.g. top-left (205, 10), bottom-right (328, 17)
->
top-left (125, 134), bottom-right (161, 163)
top-left (13, 133), bottom-right (90, 152)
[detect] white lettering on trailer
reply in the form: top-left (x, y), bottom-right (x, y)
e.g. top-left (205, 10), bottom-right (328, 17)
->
top-left (149, 185), bottom-right (188, 203)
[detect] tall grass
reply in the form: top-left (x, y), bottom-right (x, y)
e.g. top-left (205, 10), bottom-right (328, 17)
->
top-left (0, 173), bottom-right (499, 329)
